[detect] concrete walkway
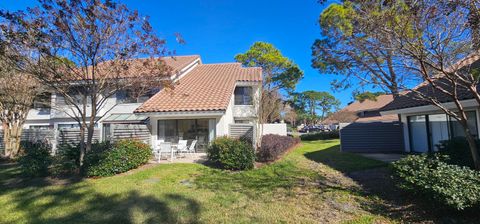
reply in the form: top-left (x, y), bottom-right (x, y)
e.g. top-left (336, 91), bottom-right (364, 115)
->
top-left (356, 153), bottom-right (405, 163)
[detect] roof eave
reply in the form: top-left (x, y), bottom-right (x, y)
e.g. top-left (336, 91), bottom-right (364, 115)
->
top-left (380, 99), bottom-right (479, 115)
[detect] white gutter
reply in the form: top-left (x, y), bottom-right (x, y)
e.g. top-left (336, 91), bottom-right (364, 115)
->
top-left (380, 99), bottom-right (478, 115)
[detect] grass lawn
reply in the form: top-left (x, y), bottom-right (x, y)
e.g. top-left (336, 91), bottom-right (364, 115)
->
top-left (0, 140), bottom-right (400, 223)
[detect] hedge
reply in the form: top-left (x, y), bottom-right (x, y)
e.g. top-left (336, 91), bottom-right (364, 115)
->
top-left (18, 141), bottom-right (53, 177)
top-left (392, 154), bottom-right (480, 210)
top-left (437, 137), bottom-right (480, 169)
top-left (300, 130), bottom-right (339, 141)
top-left (257, 134), bottom-right (299, 162)
top-left (83, 139), bottom-right (151, 177)
top-left (207, 137), bottom-right (255, 170)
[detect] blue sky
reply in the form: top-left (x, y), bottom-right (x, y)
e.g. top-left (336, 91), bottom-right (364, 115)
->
top-left (1, 0), bottom-right (358, 107)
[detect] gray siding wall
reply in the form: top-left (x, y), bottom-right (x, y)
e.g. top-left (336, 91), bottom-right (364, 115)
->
top-left (340, 122), bottom-right (404, 153)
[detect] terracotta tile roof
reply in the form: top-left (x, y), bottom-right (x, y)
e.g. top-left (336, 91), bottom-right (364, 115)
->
top-left (161, 55), bottom-right (200, 73)
top-left (82, 55), bottom-right (200, 80)
top-left (135, 63), bottom-right (262, 113)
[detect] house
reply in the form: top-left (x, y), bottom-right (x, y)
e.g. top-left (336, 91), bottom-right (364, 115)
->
top-left (325, 94), bottom-right (404, 153)
top-left (380, 55), bottom-right (480, 153)
top-left (3, 55), bottom-right (262, 152)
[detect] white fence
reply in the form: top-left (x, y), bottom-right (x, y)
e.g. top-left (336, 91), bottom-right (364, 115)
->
top-left (261, 123), bottom-right (287, 136)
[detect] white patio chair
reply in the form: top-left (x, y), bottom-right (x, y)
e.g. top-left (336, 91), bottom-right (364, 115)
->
top-left (158, 142), bottom-right (172, 162)
top-left (187, 140), bottom-right (197, 155)
top-left (177, 140), bottom-right (188, 157)
top-left (152, 140), bottom-right (165, 161)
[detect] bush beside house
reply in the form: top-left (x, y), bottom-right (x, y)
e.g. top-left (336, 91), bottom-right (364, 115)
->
top-left (300, 130), bottom-right (339, 141)
top-left (437, 137), bottom-right (480, 169)
top-left (207, 137), bottom-right (255, 170)
top-left (392, 154), bottom-right (480, 210)
top-left (18, 141), bottom-right (53, 177)
top-left (257, 134), bottom-right (300, 162)
top-left (18, 139), bottom-right (151, 178)
top-left (83, 140), bottom-right (151, 177)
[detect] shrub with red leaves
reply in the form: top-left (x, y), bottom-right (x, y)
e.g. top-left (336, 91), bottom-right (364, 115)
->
top-left (258, 134), bottom-right (299, 162)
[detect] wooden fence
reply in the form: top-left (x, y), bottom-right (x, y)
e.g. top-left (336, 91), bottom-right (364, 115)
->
top-left (57, 128), bottom-right (101, 146)
top-left (0, 129), bottom-right (55, 151)
top-left (0, 125), bottom-right (151, 153)
top-left (229, 124), bottom-right (254, 142)
top-left (108, 124), bottom-right (150, 144)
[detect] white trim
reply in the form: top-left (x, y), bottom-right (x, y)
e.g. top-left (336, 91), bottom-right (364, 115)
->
top-left (381, 99), bottom-right (478, 115)
top-left (171, 57), bottom-right (201, 81)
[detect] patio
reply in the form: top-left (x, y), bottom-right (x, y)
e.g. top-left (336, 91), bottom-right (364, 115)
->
top-left (152, 136), bottom-right (208, 163)
top-left (149, 153), bottom-right (207, 164)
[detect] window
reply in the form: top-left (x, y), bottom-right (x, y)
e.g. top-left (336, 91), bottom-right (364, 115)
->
top-left (234, 86), bottom-right (253, 105)
top-left (56, 87), bottom-right (91, 106)
top-left (58, 123), bottom-right (98, 129)
top-left (116, 90), bottom-right (137, 104)
top-left (408, 111), bottom-right (479, 152)
top-left (29, 125), bottom-right (50, 130)
top-left (116, 89), bottom-right (159, 104)
top-left (408, 115), bottom-right (429, 153)
top-left (157, 119), bottom-right (215, 151)
top-left (103, 124), bottom-right (111, 141)
top-left (32, 93), bottom-right (51, 110)
top-left (450, 111), bottom-right (478, 138)
top-left (235, 119), bottom-right (252, 124)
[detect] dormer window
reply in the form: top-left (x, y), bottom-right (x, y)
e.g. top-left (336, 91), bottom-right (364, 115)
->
top-left (234, 86), bottom-right (253, 105)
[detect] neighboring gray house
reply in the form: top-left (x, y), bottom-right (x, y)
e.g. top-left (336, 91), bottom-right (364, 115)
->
top-left (380, 55), bottom-right (480, 153)
top-left (327, 95), bottom-right (405, 153)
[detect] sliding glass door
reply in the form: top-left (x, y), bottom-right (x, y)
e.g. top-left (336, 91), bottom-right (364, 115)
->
top-left (157, 119), bottom-right (215, 151)
top-left (408, 115), bottom-right (429, 153)
top-left (408, 111), bottom-right (478, 153)
top-left (428, 114), bottom-right (450, 151)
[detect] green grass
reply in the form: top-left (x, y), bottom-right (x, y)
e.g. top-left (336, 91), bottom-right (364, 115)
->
top-left (0, 140), bottom-right (391, 224)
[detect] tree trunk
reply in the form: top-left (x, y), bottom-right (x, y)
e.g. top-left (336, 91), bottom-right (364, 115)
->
top-left (2, 121), bottom-right (25, 159)
top-left (86, 124), bottom-right (94, 153)
top-left (79, 125), bottom-right (86, 167)
top-left (464, 128), bottom-right (480, 170)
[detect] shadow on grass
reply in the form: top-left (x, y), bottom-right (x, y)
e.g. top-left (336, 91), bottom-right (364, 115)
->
top-left (301, 144), bottom-right (480, 223)
top-left (195, 160), bottom-right (325, 197)
top-left (304, 145), bottom-right (387, 173)
top-left (1, 162), bottom-right (201, 224)
top-left (0, 161), bottom-right (84, 195)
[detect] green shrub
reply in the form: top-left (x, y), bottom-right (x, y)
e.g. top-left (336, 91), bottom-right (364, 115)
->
top-left (392, 154), bottom-right (480, 210)
top-left (300, 130), bottom-right (339, 141)
top-left (207, 137), bottom-right (255, 170)
top-left (83, 140), bottom-right (151, 177)
top-left (18, 141), bottom-right (53, 177)
top-left (51, 142), bottom-right (112, 176)
top-left (437, 137), bottom-right (480, 168)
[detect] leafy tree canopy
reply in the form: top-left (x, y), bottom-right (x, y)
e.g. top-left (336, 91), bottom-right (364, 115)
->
top-left (235, 41), bottom-right (303, 93)
top-left (353, 91), bottom-right (385, 102)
